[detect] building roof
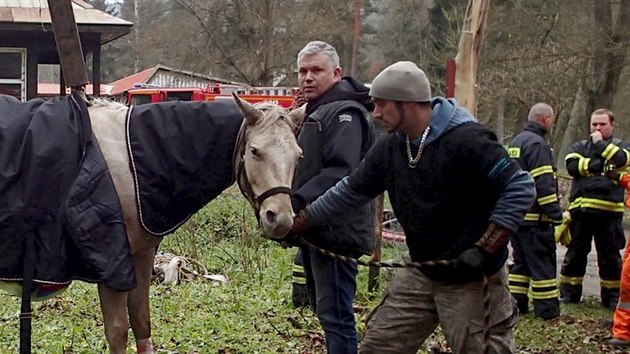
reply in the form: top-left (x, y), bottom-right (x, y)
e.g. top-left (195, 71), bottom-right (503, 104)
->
top-left (38, 82), bottom-right (113, 96)
top-left (107, 66), bottom-right (160, 95)
top-left (107, 64), bottom-right (247, 95)
top-left (0, 0), bottom-right (132, 44)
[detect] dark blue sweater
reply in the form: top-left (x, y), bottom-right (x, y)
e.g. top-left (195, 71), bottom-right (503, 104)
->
top-left (307, 98), bottom-right (535, 282)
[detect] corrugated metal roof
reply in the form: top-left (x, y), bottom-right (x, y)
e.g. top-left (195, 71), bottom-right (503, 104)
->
top-left (107, 65), bottom-right (247, 96)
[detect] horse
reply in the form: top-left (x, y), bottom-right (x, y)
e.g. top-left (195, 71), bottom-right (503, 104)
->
top-left (87, 95), bottom-right (304, 353)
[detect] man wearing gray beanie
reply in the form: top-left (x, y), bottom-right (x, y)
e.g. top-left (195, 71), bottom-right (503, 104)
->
top-left (291, 61), bottom-right (535, 353)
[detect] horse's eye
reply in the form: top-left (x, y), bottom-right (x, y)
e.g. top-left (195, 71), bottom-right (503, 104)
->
top-left (250, 147), bottom-right (259, 157)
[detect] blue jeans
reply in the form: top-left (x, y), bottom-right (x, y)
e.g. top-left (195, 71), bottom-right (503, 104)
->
top-left (300, 245), bottom-right (359, 354)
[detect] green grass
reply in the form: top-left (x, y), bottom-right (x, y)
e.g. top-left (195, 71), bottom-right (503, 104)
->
top-left (0, 187), bottom-right (621, 353)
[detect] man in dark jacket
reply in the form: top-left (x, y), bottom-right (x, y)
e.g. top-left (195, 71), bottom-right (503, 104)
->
top-left (291, 40), bottom-right (376, 354)
top-left (507, 103), bottom-right (563, 320)
top-left (560, 108), bottom-right (630, 310)
top-left (291, 61), bottom-right (535, 354)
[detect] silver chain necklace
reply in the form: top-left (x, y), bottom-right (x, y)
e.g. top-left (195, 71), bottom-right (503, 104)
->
top-left (406, 126), bottom-right (430, 169)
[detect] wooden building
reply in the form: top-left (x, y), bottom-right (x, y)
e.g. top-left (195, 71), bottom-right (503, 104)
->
top-left (0, 0), bottom-right (132, 100)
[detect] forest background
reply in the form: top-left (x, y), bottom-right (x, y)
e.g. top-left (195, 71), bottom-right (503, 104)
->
top-left (52, 0), bottom-right (630, 169)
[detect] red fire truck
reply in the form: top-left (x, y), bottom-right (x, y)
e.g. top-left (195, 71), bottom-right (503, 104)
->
top-left (126, 84), bottom-right (298, 108)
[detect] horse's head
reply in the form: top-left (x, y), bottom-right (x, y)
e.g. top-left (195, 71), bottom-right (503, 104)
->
top-left (233, 94), bottom-right (304, 239)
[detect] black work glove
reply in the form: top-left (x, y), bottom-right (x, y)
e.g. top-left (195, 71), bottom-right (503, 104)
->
top-left (589, 158), bottom-right (605, 174)
top-left (606, 169), bottom-right (621, 182)
top-left (291, 208), bottom-right (310, 235)
top-left (453, 247), bottom-right (487, 281)
top-left (291, 195), bottom-right (306, 214)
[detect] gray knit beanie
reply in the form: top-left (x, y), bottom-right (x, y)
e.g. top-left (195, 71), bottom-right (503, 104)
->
top-left (369, 61), bottom-right (431, 102)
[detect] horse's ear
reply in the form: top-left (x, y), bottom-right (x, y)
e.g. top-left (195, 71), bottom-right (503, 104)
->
top-left (233, 93), bottom-right (264, 125)
top-left (287, 105), bottom-right (306, 129)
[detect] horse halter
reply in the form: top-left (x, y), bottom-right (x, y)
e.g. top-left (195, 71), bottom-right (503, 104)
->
top-left (232, 117), bottom-right (293, 220)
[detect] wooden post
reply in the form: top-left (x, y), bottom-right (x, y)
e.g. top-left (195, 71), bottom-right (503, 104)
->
top-left (368, 193), bottom-right (384, 293)
top-left (47, 0), bottom-right (88, 88)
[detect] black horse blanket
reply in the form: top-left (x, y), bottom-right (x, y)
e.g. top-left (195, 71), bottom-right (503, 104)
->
top-left (0, 93), bottom-right (135, 291)
top-left (127, 100), bottom-right (243, 235)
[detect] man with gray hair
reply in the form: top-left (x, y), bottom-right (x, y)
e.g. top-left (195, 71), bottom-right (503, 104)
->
top-left (506, 103), bottom-right (563, 320)
top-left (290, 61), bottom-right (535, 353)
top-left (290, 40), bottom-right (376, 354)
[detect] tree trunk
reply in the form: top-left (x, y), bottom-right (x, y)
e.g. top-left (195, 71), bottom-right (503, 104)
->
top-left (454, 0), bottom-right (491, 116)
top-left (589, 0), bottom-right (630, 112)
top-left (133, 0), bottom-right (140, 73)
top-left (350, 0), bottom-right (361, 77)
top-left (261, 0), bottom-right (274, 85)
top-left (557, 0), bottom-right (630, 167)
top-left (557, 76), bottom-right (590, 172)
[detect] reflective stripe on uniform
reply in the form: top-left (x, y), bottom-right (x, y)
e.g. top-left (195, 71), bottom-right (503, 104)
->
top-left (531, 278), bottom-right (558, 288)
top-left (579, 157), bottom-right (591, 176)
top-left (618, 301), bottom-right (630, 310)
top-left (537, 193), bottom-right (558, 205)
top-left (531, 278), bottom-right (559, 299)
top-left (292, 264), bottom-right (306, 285)
top-left (559, 274), bottom-right (583, 285)
top-left (568, 197), bottom-right (624, 213)
top-left (602, 144), bottom-right (620, 161)
top-left (601, 279), bottom-right (621, 289)
top-left (509, 285), bottom-right (529, 295)
top-left (524, 213), bottom-right (553, 222)
top-left (508, 274), bottom-right (530, 295)
top-left (530, 165), bottom-right (554, 178)
top-left (509, 274), bottom-right (531, 283)
top-left (565, 152), bottom-right (583, 161)
top-left (531, 289), bottom-right (559, 299)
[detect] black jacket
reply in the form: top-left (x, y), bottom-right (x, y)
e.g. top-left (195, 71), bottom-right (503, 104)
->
top-left (508, 121), bottom-right (562, 225)
top-left (0, 93), bottom-right (135, 291)
top-left (565, 135), bottom-right (630, 215)
top-left (292, 77), bottom-right (376, 257)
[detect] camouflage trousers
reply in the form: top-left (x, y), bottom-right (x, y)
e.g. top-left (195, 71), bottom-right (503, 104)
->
top-left (360, 265), bottom-right (517, 354)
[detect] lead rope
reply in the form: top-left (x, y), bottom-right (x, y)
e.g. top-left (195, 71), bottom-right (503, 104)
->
top-left (294, 237), bottom-right (454, 268)
top-left (294, 236), bottom-right (492, 353)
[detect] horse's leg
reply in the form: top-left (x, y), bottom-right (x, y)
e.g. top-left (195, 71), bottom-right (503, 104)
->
top-left (128, 242), bottom-right (159, 354)
top-left (98, 283), bottom-right (129, 354)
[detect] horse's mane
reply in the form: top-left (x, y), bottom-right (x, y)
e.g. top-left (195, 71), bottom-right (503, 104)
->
top-left (89, 98), bottom-right (129, 112)
top-left (252, 102), bottom-right (296, 132)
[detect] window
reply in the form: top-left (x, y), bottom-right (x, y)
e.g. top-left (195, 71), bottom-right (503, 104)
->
top-left (166, 91), bottom-right (193, 101)
top-left (0, 48), bottom-right (26, 101)
top-left (130, 94), bottom-right (152, 106)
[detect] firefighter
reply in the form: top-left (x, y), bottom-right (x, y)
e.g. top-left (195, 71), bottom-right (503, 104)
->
top-left (507, 103), bottom-right (563, 320)
top-left (560, 108), bottom-right (630, 310)
top-left (291, 248), bottom-right (309, 307)
top-left (609, 172), bottom-right (630, 348)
